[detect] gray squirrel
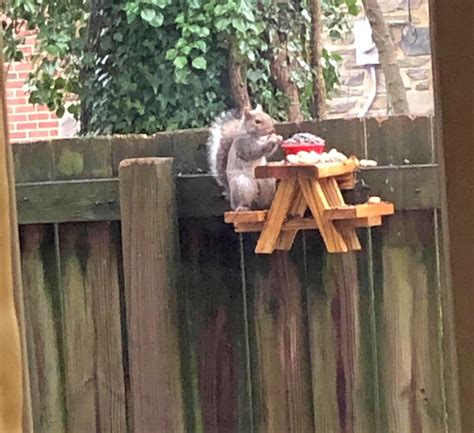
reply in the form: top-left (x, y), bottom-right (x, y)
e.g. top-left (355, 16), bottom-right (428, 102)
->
top-left (207, 105), bottom-right (283, 211)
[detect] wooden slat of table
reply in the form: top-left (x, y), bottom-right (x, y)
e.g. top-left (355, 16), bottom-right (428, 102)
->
top-left (255, 178), bottom-right (298, 254)
top-left (324, 202), bottom-right (395, 220)
top-left (224, 210), bottom-right (268, 224)
top-left (235, 216), bottom-right (382, 233)
top-left (255, 160), bottom-right (358, 180)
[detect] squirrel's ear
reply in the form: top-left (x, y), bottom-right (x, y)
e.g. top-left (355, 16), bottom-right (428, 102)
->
top-left (254, 104), bottom-right (263, 112)
top-left (243, 107), bottom-right (252, 119)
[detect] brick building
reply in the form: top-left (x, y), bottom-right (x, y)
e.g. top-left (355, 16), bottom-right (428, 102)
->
top-left (4, 31), bottom-right (61, 143)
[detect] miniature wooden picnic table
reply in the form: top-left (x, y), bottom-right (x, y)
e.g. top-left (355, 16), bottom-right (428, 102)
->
top-left (225, 157), bottom-right (394, 254)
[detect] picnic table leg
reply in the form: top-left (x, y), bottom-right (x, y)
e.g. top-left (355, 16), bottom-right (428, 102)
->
top-left (320, 178), bottom-right (361, 251)
top-left (298, 177), bottom-right (348, 253)
top-left (275, 189), bottom-right (307, 251)
top-left (255, 177), bottom-right (297, 254)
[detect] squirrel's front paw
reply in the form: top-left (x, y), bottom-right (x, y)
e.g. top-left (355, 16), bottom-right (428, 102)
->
top-left (235, 206), bottom-right (250, 212)
top-left (269, 134), bottom-right (283, 144)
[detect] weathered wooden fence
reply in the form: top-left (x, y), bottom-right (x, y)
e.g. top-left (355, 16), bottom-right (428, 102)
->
top-left (15, 116), bottom-right (457, 433)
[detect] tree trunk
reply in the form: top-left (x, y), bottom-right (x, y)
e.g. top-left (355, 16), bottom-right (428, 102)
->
top-left (308, 0), bottom-right (326, 120)
top-left (228, 44), bottom-right (251, 111)
top-left (269, 44), bottom-right (303, 122)
top-left (80, 0), bottom-right (107, 132)
top-left (362, 0), bottom-right (410, 115)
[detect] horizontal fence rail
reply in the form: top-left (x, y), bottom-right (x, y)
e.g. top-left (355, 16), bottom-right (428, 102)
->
top-left (16, 165), bottom-right (439, 224)
top-left (13, 116), bottom-right (439, 224)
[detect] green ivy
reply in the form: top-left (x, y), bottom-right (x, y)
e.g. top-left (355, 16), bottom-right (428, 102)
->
top-left (3, 0), bottom-right (359, 134)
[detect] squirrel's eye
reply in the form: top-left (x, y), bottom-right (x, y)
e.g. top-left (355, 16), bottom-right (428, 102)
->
top-left (255, 119), bottom-right (262, 124)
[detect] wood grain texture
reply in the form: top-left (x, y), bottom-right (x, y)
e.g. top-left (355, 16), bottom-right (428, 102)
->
top-left (275, 188), bottom-right (307, 251)
top-left (431, 0), bottom-right (473, 429)
top-left (255, 178), bottom-right (297, 254)
top-left (20, 225), bottom-right (66, 433)
top-left (85, 223), bottom-right (127, 433)
top-left (244, 245), bottom-right (313, 433)
top-left (321, 178), bottom-right (361, 251)
top-left (60, 225), bottom-right (98, 433)
top-left (304, 231), bottom-right (377, 433)
top-left (60, 222), bottom-right (127, 433)
top-left (371, 212), bottom-right (447, 433)
top-left (119, 158), bottom-right (185, 433)
top-left (179, 218), bottom-right (251, 433)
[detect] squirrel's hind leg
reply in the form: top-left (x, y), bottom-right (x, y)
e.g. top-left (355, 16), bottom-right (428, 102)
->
top-left (255, 179), bottom-right (276, 210)
top-left (229, 174), bottom-right (258, 211)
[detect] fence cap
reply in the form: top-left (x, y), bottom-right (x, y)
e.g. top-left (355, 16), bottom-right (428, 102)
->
top-left (119, 157), bottom-right (174, 168)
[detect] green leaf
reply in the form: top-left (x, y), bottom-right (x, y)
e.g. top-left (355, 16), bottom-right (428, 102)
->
top-left (215, 18), bottom-right (229, 31)
top-left (348, 4), bottom-right (359, 15)
top-left (54, 78), bottom-right (66, 89)
top-left (149, 12), bottom-right (164, 27)
top-left (127, 11), bottom-right (138, 24)
top-left (173, 56), bottom-right (188, 69)
top-left (195, 40), bottom-right (207, 52)
top-left (140, 8), bottom-right (156, 22)
top-left (153, 0), bottom-right (169, 7)
top-left (45, 45), bottom-right (60, 56)
top-left (231, 19), bottom-right (246, 33)
top-left (191, 56), bottom-right (207, 70)
top-left (56, 105), bottom-right (65, 117)
top-left (165, 49), bottom-right (177, 60)
top-left (198, 27), bottom-right (210, 37)
top-left (67, 104), bottom-right (81, 117)
top-left (246, 51), bottom-right (256, 62)
top-left (247, 69), bottom-right (263, 83)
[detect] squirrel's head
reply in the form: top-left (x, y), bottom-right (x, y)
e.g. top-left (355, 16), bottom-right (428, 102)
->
top-left (242, 105), bottom-right (276, 137)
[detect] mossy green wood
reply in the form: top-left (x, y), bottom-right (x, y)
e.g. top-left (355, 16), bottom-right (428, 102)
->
top-left (367, 111), bottom-right (448, 433)
top-left (53, 137), bottom-right (113, 180)
top-left (60, 224), bottom-right (98, 433)
top-left (20, 225), bottom-right (66, 433)
top-left (371, 212), bottom-right (447, 433)
top-left (304, 230), bottom-right (378, 433)
top-left (179, 217), bottom-right (253, 433)
top-left (58, 223), bottom-right (126, 433)
top-left (435, 210), bottom-right (461, 433)
top-left (15, 166), bottom-right (439, 224)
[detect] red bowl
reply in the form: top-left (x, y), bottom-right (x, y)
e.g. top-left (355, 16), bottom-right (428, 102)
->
top-left (281, 140), bottom-right (325, 156)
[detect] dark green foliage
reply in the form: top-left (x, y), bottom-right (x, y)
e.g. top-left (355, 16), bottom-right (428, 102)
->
top-left (3, 0), bottom-right (358, 134)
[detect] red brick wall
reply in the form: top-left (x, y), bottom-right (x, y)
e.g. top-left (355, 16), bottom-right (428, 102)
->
top-left (4, 31), bottom-right (60, 143)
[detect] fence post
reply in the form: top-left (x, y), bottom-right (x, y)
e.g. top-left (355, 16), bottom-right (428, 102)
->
top-left (119, 157), bottom-right (185, 433)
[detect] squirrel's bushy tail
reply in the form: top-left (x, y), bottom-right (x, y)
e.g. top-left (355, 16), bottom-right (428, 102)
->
top-left (207, 105), bottom-right (263, 196)
top-left (207, 109), bottom-right (242, 193)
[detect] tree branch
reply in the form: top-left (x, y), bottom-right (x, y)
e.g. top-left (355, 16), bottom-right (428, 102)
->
top-left (362, 0), bottom-right (410, 115)
top-left (308, 0), bottom-right (326, 120)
